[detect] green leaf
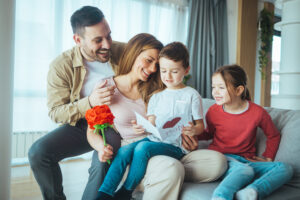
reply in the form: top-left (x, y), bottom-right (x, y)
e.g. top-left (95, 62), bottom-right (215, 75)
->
top-left (258, 8), bottom-right (274, 79)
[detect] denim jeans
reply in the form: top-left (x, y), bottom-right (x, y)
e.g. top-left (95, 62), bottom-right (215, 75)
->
top-left (212, 154), bottom-right (293, 200)
top-left (99, 137), bottom-right (185, 196)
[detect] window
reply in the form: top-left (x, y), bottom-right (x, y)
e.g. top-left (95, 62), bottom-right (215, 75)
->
top-left (271, 16), bottom-right (281, 96)
top-left (13, 0), bottom-right (189, 133)
top-left (271, 35), bottom-right (281, 95)
top-left (12, 0), bottom-right (189, 163)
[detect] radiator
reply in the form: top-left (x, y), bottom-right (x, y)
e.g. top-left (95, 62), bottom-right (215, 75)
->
top-left (11, 131), bottom-right (92, 166)
top-left (12, 131), bottom-right (48, 159)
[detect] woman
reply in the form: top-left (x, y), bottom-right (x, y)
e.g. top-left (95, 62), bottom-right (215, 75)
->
top-left (87, 33), bottom-right (227, 200)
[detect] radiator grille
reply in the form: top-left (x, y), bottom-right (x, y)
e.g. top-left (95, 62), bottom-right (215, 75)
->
top-left (11, 131), bottom-right (92, 166)
top-left (12, 131), bottom-right (48, 159)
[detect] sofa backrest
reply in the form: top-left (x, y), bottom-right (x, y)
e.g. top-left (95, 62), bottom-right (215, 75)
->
top-left (200, 98), bottom-right (300, 189)
top-left (257, 107), bottom-right (300, 189)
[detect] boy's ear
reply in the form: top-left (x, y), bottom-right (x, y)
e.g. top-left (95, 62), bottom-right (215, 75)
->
top-left (185, 66), bottom-right (191, 75)
top-left (236, 85), bottom-right (245, 96)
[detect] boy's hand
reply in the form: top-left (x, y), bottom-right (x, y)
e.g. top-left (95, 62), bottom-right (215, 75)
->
top-left (98, 144), bottom-right (113, 162)
top-left (182, 122), bottom-right (197, 136)
top-left (182, 134), bottom-right (198, 151)
top-left (246, 156), bottom-right (272, 162)
top-left (131, 120), bottom-right (145, 134)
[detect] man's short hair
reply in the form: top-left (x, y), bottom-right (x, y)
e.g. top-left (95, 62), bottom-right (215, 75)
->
top-left (70, 6), bottom-right (104, 36)
top-left (159, 42), bottom-right (190, 69)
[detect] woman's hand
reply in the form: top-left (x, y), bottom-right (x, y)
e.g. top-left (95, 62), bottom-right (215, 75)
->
top-left (182, 134), bottom-right (198, 151)
top-left (246, 156), bottom-right (272, 162)
top-left (86, 127), bottom-right (114, 162)
top-left (131, 120), bottom-right (145, 134)
top-left (98, 144), bottom-right (114, 162)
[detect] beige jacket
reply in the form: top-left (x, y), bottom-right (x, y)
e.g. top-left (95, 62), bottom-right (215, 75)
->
top-left (47, 41), bottom-right (125, 125)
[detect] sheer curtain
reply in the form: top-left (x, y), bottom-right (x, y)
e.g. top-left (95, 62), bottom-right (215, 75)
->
top-left (13, 0), bottom-right (188, 133)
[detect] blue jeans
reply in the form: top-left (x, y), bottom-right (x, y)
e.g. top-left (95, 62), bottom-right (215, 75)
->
top-left (213, 154), bottom-right (293, 200)
top-left (99, 137), bottom-right (185, 196)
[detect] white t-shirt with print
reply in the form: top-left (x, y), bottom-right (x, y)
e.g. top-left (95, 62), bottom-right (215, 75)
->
top-left (147, 86), bottom-right (204, 153)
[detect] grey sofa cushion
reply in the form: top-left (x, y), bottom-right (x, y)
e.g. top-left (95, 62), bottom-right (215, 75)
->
top-left (256, 107), bottom-right (300, 189)
top-left (198, 99), bottom-right (215, 149)
top-left (180, 182), bottom-right (300, 200)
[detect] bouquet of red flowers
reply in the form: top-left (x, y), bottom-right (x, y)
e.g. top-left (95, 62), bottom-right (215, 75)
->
top-left (85, 105), bottom-right (115, 164)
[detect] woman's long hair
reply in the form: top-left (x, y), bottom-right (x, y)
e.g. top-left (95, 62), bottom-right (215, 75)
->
top-left (116, 33), bottom-right (164, 104)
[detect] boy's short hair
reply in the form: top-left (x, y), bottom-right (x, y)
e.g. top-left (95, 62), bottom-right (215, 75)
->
top-left (159, 42), bottom-right (189, 69)
top-left (70, 6), bottom-right (104, 36)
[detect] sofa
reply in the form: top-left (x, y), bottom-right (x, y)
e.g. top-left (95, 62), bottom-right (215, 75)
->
top-left (134, 98), bottom-right (300, 200)
top-left (179, 98), bottom-right (300, 200)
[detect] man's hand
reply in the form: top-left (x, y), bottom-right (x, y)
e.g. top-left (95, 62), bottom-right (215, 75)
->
top-left (182, 134), bottom-right (198, 151)
top-left (89, 80), bottom-right (116, 107)
top-left (246, 156), bottom-right (272, 162)
top-left (131, 120), bottom-right (145, 134)
top-left (98, 144), bottom-right (114, 162)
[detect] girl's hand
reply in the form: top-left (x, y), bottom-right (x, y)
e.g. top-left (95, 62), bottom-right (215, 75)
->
top-left (182, 134), bottom-right (198, 151)
top-left (131, 120), bottom-right (145, 134)
top-left (182, 122), bottom-right (197, 136)
top-left (246, 156), bottom-right (272, 162)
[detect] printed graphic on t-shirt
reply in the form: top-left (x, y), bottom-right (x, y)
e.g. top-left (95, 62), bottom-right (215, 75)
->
top-left (163, 117), bottom-right (181, 129)
top-left (135, 112), bottom-right (189, 142)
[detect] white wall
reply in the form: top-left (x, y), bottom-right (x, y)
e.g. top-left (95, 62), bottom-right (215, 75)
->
top-left (227, 0), bottom-right (238, 64)
top-left (271, 0), bottom-right (300, 109)
top-left (0, 0), bottom-right (15, 199)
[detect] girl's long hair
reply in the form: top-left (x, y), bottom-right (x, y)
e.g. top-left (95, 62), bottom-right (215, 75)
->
top-left (116, 33), bottom-right (164, 104)
top-left (214, 64), bottom-right (251, 101)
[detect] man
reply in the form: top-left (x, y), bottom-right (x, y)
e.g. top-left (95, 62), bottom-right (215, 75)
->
top-left (28, 6), bottom-right (185, 200)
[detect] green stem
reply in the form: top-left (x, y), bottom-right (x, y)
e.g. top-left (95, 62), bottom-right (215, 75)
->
top-left (100, 128), bottom-right (111, 165)
top-left (100, 128), bottom-right (107, 146)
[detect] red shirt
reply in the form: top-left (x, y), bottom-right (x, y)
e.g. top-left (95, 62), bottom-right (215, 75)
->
top-left (198, 101), bottom-right (281, 160)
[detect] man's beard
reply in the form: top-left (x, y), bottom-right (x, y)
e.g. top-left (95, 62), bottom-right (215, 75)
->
top-left (82, 47), bottom-right (110, 63)
top-left (95, 48), bottom-right (110, 63)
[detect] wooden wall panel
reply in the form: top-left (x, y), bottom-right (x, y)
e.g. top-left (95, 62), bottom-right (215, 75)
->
top-left (260, 2), bottom-right (274, 107)
top-left (236, 0), bottom-right (258, 100)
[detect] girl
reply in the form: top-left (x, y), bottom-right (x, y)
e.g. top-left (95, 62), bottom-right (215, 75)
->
top-left (199, 65), bottom-right (293, 200)
top-left (96, 42), bottom-right (206, 200)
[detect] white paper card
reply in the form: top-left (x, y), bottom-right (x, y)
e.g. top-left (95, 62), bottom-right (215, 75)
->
top-left (135, 112), bottom-right (191, 142)
top-left (135, 112), bottom-right (162, 140)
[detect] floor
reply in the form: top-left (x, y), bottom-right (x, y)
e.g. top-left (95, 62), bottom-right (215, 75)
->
top-left (10, 159), bottom-right (91, 200)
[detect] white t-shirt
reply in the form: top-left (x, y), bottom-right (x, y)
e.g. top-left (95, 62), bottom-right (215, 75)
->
top-left (93, 77), bottom-right (147, 139)
top-left (80, 59), bottom-right (114, 97)
top-left (147, 86), bottom-right (204, 153)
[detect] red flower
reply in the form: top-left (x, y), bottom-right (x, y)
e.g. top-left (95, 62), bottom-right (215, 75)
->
top-left (85, 105), bottom-right (115, 129)
top-left (85, 105), bottom-right (115, 164)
